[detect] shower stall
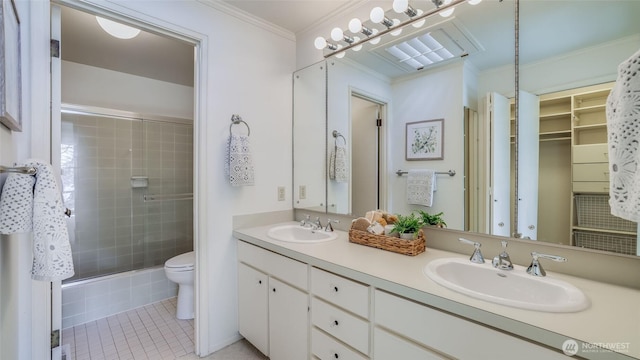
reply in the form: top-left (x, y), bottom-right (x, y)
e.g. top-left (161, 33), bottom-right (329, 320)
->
top-left (60, 105), bottom-right (193, 328)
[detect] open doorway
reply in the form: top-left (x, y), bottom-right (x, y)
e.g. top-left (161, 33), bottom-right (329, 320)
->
top-left (350, 94), bottom-right (386, 216)
top-left (52, 5), bottom-right (197, 359)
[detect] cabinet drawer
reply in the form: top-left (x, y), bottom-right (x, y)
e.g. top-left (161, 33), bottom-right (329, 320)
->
top-left (238, 241), bottom-right (308, 290)
top-left (374, 290), bottom-right (567, 360)
top-left (311, 267), bottom-right (369, 318)
top-left (573, 163), bottom-right (609, 182)
top-left (572, 181), bottom-right (609, 194)
top-left (312, 327), bottom-right (367, 360)
top-left (573, 144), bottom-right (608, 163)
top-left (312, 298), bottom-right (369, 355)
top-left (374, 328), bottom-right (446, 360)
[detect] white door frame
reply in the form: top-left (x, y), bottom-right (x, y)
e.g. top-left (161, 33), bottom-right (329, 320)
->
top-left (45, 0), bottom-right (209, 356)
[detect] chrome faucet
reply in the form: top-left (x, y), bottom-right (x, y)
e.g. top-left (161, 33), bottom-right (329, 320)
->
top-left (324, 218), bottom-right (339, 232)
top-left (459, 238), bottom-right (485, 264)
top-left (492, 240), bottom-right (514, 270)
top-left (526, 252), bottom-right (567, 277)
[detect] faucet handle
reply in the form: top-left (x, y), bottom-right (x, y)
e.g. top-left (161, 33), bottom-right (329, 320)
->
top-left (324, 218), bottom-right (340, 232)
top-left (526, 252), bottom-right (567, 277)
top-left (459, 238), bottom-right (484, 264)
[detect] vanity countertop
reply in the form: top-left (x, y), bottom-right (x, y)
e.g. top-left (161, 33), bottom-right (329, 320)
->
top-left (234, 222), bottom-right (640, 359)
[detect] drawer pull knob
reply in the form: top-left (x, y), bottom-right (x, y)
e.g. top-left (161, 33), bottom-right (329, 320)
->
top-left (334, 353), bottom-right (339, 359)
top-left (333, 320), bottom-right (339, 326)
top-left (333, 286), bottom-right (339, 293)
top-left (258, 280), bottom-right (262, 285)
top-left (272, 288), bottom-right (276, 292)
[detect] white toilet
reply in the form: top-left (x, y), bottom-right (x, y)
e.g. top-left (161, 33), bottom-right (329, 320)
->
top-left (164, 251), bottom-right (195, 320)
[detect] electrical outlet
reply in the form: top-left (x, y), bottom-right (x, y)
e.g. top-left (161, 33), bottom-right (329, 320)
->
top-left (299, 185), bottom-right (306, 200)
top-left (277, 186), bottom-right (285, 201)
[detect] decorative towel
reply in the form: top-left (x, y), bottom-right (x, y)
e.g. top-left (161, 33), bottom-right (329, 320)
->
top-left (329, 145), bottom-right (348, 183)
top-left (606, 48), bottom-right (640, 221)
top-left (225, 134), bottom-right (255, 186)
top-left (0, 160), bottom-right (74, 281)
top-left (407, 169), bottom-right (436, 207)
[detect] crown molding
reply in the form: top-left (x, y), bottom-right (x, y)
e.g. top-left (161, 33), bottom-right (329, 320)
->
top-left (197, 0), bottom-right (295, 41)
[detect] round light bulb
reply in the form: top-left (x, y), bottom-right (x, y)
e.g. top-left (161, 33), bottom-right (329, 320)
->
top-left (439, 0), bottom-right (455, 17)
top-left (314, 36), bottom-right (327, 50)
top-left (392, 0), bottom-right (409, 13)
top-left (348, 18), bottom-right (362, 34)
top-left (330, 27), bottom-right (344, 42)
top-left (96, 16), bottom-right (140, 39)
top-left (370, 28), bottom-right (381, 45)
top-left (412, 9), bottom-right (426, 28)
top-left (336, 45), bottom-right (346, 59)
top-left (370, 7), bottom-right (385, 23)
top-left (467, 0), bottom-right (482, 4)
top-left (390, 19), bottom-right (403, 36)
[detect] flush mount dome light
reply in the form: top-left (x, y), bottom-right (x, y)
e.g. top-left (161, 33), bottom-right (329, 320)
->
top-left (96, 16), bottom-right (141, 39)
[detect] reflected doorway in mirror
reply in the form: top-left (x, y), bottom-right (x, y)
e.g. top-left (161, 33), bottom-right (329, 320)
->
top-left (406, 119), bottom-right (444, 160)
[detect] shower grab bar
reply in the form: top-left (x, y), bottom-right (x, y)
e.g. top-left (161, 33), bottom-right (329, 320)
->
top-left (0, 165), bottom-right (37, 175)
top-left (143, 193), bottom-right (193, 202)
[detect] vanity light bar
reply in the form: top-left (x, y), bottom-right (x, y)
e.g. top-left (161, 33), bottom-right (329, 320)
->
top-left (320, 0), bottom-right (476, 59)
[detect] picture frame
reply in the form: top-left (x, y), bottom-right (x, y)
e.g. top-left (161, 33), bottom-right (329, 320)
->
top-left (405, 119), bottom-right (444, 160)
top-left (0, 0), bottom-right (22, 132)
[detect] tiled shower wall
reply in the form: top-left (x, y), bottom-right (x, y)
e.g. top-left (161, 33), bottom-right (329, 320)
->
top-left (61, 112), bottom-right (193, 282)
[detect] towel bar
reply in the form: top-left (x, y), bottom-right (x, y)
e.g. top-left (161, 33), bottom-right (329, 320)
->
top-left (0, 165), bottom-right (37, 175)
top-left (396, 169), bottom-right (455, 177)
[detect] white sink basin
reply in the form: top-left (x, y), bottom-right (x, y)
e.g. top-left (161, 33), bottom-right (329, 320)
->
top-left (424, 258), bottom-right (589, 312)
top-left (267, 224), bottom-right (338, 243)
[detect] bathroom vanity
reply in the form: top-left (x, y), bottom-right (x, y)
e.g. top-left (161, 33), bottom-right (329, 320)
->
top-left (234, 223), bottom-right (640, 360)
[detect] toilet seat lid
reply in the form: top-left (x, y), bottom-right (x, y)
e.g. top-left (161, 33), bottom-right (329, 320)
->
top-left (165, 251), bottom-right (195, 269)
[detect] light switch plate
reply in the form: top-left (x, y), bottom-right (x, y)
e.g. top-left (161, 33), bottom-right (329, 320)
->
top-left (299, 185), bottom-right (306, 200)
top-left (277, 186), bottom-right (285, 201)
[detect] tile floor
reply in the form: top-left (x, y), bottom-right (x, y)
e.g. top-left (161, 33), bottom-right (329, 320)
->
top-left (62, 297), bottom-right (267, 360)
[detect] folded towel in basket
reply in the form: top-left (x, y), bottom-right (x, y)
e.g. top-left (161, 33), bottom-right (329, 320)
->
top-left (0, 160), bottom-right (74, 281)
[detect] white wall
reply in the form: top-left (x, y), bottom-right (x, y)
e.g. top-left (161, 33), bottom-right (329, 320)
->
top-left (62, 61), bottom-right (194, 119)
top-left (22, 0), bottom-right (296, 357)
top-left (389, 62), bottom-right (465, 229)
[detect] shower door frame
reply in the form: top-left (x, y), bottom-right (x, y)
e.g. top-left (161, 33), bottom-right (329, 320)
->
top-left (49, 1), bottom-right (207, 358)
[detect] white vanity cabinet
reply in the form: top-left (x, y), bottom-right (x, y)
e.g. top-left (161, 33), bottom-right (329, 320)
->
top-left (310, 267), bottom-right (371, 359)
top-left (373, 290), bottom-right (568, 360)
top-left (237, 241), bottom-right (309, 360)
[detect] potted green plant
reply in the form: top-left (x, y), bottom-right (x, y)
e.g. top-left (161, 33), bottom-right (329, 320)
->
top-left (417, 210), bottom-right (447, 228)
top-left (391, 213), bottom-right (423, 239)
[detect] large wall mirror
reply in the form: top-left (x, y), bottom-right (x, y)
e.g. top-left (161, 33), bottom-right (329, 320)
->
top-left (293, 0), bottom-right (640, 257)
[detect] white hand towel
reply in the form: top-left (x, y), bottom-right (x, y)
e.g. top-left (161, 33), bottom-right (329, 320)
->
top-left (225, 134), bottom-right (255, 186)
top-left (329, 145), bottom-right (348, 183)
top-left (407, 169), bottom-right (436, 207)
top-left (0, 160), bottom-right (75, 281)
top-left (607, 48), bottom-right (640, 222)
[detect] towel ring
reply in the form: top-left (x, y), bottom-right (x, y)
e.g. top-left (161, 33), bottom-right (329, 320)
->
top-left (332, 130), bottom-right (346, 146)
top-left (230, 114), bottom-right (250, 136)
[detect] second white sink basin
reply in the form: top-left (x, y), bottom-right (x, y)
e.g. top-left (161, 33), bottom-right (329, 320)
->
top-left (267, 224), bottom-right (338, 243)
top-left (424, 258), bottom-right (589, 312)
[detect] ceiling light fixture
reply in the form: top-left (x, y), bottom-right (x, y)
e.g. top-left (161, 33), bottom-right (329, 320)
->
top-left (314, 0), bottom-right (480, 58)
top-left (95, 16), bottom-right (141, 40)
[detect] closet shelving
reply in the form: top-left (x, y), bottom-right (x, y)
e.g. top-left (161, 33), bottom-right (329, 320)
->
top-left (509, 82), bottom-right (636, 254)
top-left (568, 83), bottom-right (637, 255)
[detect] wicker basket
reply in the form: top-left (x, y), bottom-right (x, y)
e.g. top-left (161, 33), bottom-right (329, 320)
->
top-left (348, 228), bottom-right (425, 256)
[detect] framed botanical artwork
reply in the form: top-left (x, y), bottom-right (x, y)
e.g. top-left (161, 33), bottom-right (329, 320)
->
top-left (0, 0), bottom-right (22, 132)
top-left (405, 119), bottom-right (444, 160)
